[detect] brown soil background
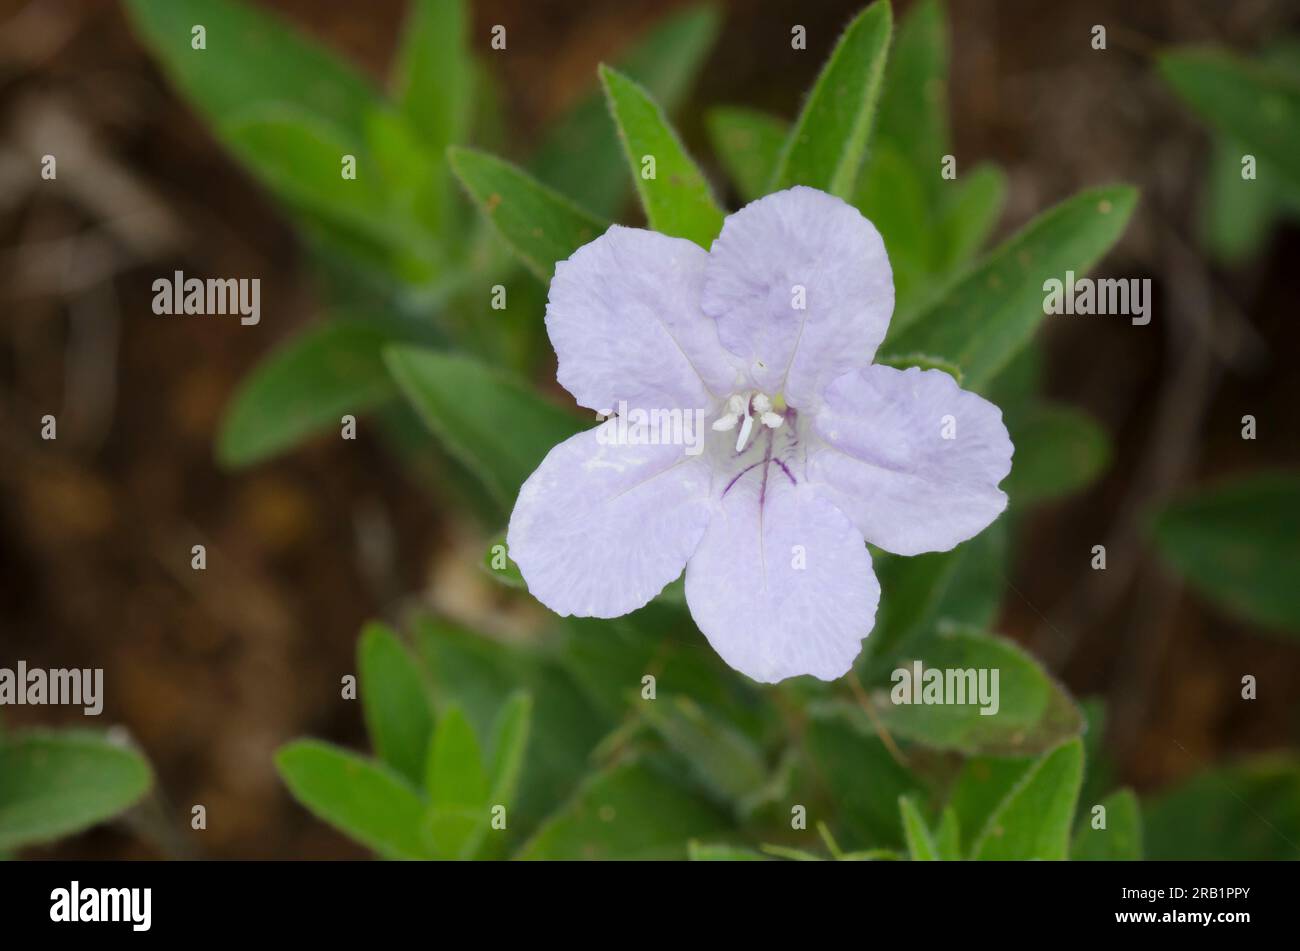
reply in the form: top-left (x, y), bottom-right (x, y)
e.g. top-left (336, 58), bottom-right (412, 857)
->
top-left (1, 0), bottom-right (1298, 859)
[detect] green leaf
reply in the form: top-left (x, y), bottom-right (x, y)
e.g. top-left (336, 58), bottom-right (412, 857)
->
top-left (468, 60), bottom-right (509, 153)
top-left (358, 622), bottom-right (434, 788)
top-left (530, 5), bottom-right (721, 217)
top-left (885, 186), bottom-right (1137, 391)
top-left (805, 702), bottom-right (924, 850)
top-left (1200, 136), bottom-right (1279, 264)
top-left (946, 754), bottom-right (1035, 856)
top-left (769, 1), bottom-right (893, 198)
top-left (934, 806), bottom-right (961, 860)
top-left (217, 321), bottom-right (398, 468)
top-left (0, 731), bottom-right (151, 851)
top-left (275, 740), bottom-right (431, 859)
top-left (1004, 402), bottom-right (1111, 507)
top-left (1072, 788), bottom-right (1142, 860)
top-left (384, 346), bottom-right (583, 511)
top-left (1160, 48), bottom-right (1300, 189)
top-left (855, 144), bottom-right (932, 309)
top-left (124, 0), bottom-right (380, 141)
top-left (561, 614), bottom-right (773, 746)
top-left (449, 147), bottom-right (607, 281)
top-left (365, 108), bottom-right (453, 247)
top-left (600, 65), bottom-right (725, 247)
top-left (982, 340), bottom-right (1044, 425)
top-left (391, 0), bottom-right (472, 154)
top-left (1143, 756), bottom-right (1300, 860)
top-left (876, 351), bottom-right (963, 383)
top-left (860, 523), bottom-right (1005, 677)
top-left (932, 532), bottom-right (1007, 634)
top-left (426, 705), bottom-right (488, 804)
top-left (218, 105), bottom-right (372, 218)
top-left (1151, 472), bottom-right (1300, 632)
top-left (425, 704), bottom-right (490, 859)
top-left (706, 107), bottom-right (789, 203)
top-left (872, 0), bottom-right (948, 204)
top-left (389, 0), bottom-right (471, 245)
top-left (640, 696), bottom-right (767, 805)
top-left (899, 796), bottom-right (939, 860)
top-left (218, 106), bottom-right (438, 260)
top-left (1078, 697), bottom-right (1116, 808)
top-left (863, 553), bottom-right (961, 673)
top-left (969, 738), bottom-right (1083, 860)
top-left (857, 1), bottom-right (1008, 294)
top-left (482, 532), bottom-right (526, 589)
top-left (870, 625), bottom-right (1083, 756)
top-left (1195, 40), bottom-right (1300, 262)
top-left (415, 619), bottom-right (610, 832)
top-left (486, 692), bottom-right (532, 812)
top-left (374, 398), bottom-right (503, 525)
top-left (518, 759), bottom-right (732, 860)
top-left (212, 106), bottom-right (448, 291)
top-left (937, 163), bottom-right (1007, 270)
top-left (688, 841), bottom-right (767, 860)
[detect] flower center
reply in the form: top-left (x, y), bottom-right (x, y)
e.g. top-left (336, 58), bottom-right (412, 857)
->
top-left (711, 391), bottom-right (786, 453)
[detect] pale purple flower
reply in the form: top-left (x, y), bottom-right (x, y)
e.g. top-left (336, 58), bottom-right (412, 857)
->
top-left (507, 186), bottom-right (1013, 683)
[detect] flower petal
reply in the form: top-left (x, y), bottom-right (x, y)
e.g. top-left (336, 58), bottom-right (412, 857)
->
top-left (684, 473), bottom-right (879, 683)
top-left (809, 365), bottom-right (1013, 556)
top-left (546, 225), bottom-right (741, 414)
top-left (701, 186), bottom-right (894, 409)
top-left (508, 420), bottom-right (712, 618)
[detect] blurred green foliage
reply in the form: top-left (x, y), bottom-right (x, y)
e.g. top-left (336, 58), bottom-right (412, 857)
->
top-left (125, 0), bottom-right (721, 466)
top-left (0, 729), bottom-right (152, 853)
top-left (1151, 472), bottom-right (1300, 634)
top-left (1161, 40), bottom-right (1300, 263)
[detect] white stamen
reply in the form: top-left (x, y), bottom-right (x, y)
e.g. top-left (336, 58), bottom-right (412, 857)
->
top-left (735, 411), bottom-right (755, 452)
top-left (712, 413), bottom-right (739, 432)
top-left (720, 391), bottom-right (784, 451)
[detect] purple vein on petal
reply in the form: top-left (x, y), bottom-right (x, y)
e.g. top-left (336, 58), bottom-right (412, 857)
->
top-left (722, 460), bottom-right (763, 498)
